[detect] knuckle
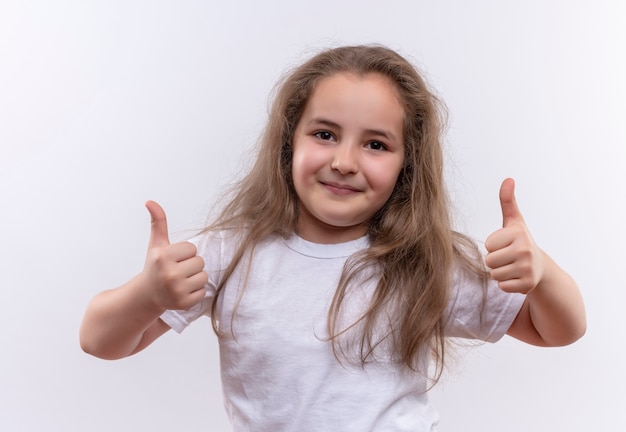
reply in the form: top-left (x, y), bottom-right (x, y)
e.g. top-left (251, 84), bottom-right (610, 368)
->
top-left (179, 241), bottom-right (197, 256)
top-left (162, 270), bottom-right (182, 289)
top-left (152, 250), bottom-right (171, 269)
top-left (489, 268), bottom-right (499, 281)
top-left (199, 271), bottom-right (209, 285)
top-left (193, 255), bottom-right (206, 269)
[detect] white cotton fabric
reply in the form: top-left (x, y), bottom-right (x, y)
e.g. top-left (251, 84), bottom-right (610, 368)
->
top-left (161, 232), bottom-right (525, 432)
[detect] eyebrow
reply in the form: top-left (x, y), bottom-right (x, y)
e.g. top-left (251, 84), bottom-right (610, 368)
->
top-left (308, 117), bottom-right (398, 142)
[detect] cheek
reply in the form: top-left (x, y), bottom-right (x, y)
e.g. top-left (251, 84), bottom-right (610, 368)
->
top-left (291, 149), bottom-right (306, 184)
top-left (291, 147), bottom-right (313, 194)
top-left (369, 160), bottom-right (404, 195)
top-left (292, 143), bottom-right (325, 181)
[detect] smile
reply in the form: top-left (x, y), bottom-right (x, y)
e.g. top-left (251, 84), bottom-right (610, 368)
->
top-left (321, 181), bottom-right (362, 196)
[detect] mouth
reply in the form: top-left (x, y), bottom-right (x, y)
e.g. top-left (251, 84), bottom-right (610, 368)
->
top-left (320, 181), bottom-right (362, 196)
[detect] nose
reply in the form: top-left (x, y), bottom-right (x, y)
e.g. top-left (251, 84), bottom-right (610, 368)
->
top-left (331, 142), bottom-right (358, 175)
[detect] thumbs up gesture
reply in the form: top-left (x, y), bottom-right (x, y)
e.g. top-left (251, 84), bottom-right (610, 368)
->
top-left (485, 179), bottom-right (544, 294)
top-left (142, 201), bottom-right (208, 311)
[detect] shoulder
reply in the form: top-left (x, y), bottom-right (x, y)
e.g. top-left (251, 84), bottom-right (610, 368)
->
top-left (188, 228), bottom-right (245, 252)
top-left (184, 229), bottom-right (250, 273)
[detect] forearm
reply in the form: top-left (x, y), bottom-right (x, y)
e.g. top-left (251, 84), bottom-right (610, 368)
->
top-left (525, 251), bottom-right (586, 346)
top-left (79, 273), bottom-right (166, 360)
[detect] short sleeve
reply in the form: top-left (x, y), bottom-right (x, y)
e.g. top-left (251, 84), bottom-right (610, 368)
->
top-left (160, 232), bottom-right (225, 333)
top-left (444, 269), bottom-right (525, 342)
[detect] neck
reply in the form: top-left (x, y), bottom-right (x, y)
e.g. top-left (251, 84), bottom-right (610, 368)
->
top-left (295, 220), bottom-right (368, 244)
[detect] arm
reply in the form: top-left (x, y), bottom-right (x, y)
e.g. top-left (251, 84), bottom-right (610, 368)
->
top-left (79, 201), bottom-right (208, 359)
top-left (79, 274), bottom-right (172, 360)
top-left (485, 179), bottom-right (586, 347)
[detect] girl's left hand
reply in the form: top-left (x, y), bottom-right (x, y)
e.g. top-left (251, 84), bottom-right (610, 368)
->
top-left (484, 178), bottom-right (545, 294)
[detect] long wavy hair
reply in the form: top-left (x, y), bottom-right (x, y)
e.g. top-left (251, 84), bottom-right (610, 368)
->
top-left (205, 45), bottom-right (487, 379)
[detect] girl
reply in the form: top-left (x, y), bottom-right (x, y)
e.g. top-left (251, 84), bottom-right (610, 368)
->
top-left (80, 45), bottom-right (586, 431)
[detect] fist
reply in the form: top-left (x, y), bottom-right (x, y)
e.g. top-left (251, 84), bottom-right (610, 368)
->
top-left (484, 179), bottom-right (544, 294)
top-left (142, 201), bottom-right (208, 310)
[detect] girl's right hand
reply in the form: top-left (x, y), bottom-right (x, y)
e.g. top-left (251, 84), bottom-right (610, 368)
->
top-left (142, 201), bottom-right (208, 311)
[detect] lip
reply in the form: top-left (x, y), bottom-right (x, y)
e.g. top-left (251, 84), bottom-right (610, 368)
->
top-left (320, 181), bottom-right (362, 196)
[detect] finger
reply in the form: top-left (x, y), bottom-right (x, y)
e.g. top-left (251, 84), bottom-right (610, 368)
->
top-left (185, 279), bottom-right (208, 307)
top-left (485, 248), bottom-right (515, 269)
top-left (145, 200), bottom-right (170, 248)
top-left (187, 271), bottom-right (209, 293)
top-left (170, 281), bottom-right (207, 310)
top-left (484, 228), bottom-right (515, 253)
top-left (499, 178), bottom-right (524, 227)
top-left (489, 262), bottom-right (520, 282)
top-left (176, 255), bottom-right (206, 278)
top-left (496, 279), bottom-right (526, 294)
top-left (166, 242), bottom-right (198, 262)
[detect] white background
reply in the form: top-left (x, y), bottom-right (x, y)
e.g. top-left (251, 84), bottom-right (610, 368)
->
top-left (1, 1), bottom-right (624, 431)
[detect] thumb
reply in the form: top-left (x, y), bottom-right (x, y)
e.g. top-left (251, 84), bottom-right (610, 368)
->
top-left (145, 200), bottom-right (170, 247)
top-left (499, 178), bottom-right (524, 227)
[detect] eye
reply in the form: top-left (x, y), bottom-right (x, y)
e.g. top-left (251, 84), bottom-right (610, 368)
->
top-left (366, 141), bottom-right (387, 151)
top-left (314, 130), bottom-right (335, 141)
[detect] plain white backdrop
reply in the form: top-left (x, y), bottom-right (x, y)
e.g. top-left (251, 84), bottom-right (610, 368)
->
top-left (1, 1), bottom-right (625, 431)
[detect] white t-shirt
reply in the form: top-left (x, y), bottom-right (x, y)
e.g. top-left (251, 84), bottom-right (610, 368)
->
top-left (161, 232), bottom-right (525, 432)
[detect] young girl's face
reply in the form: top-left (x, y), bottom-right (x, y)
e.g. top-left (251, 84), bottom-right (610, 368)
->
top-left (292, 72), bottom-right (405, 244)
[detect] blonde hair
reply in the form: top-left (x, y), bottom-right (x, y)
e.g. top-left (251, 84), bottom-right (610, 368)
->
top-left (206, 45), bottom-right (487, 380)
